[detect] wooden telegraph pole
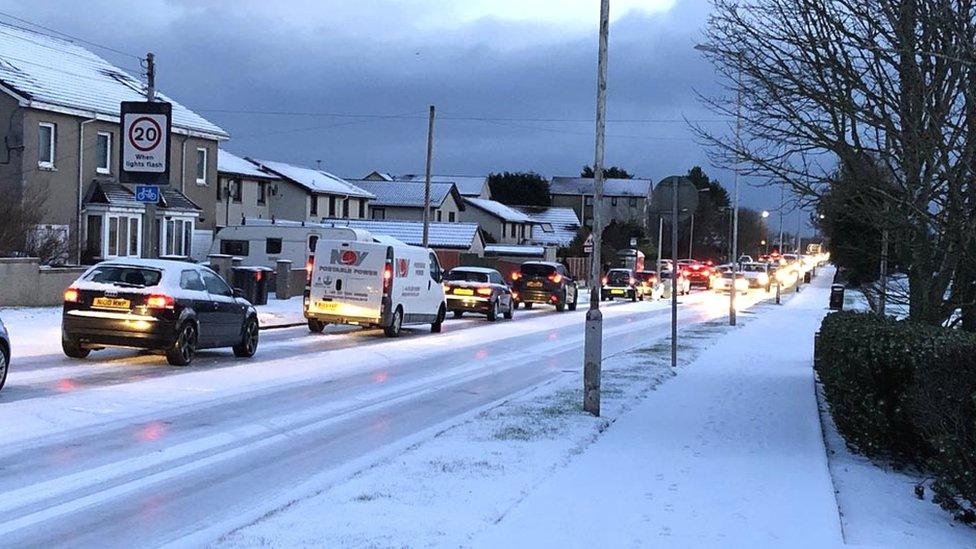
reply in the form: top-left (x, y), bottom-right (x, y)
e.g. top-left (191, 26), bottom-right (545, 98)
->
top-left (422, 105), bottom-right (435, 248)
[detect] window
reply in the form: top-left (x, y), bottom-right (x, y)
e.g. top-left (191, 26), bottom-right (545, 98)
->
top-left (428, 252), bottom-right (442, 282)
top-left (328, 196), bottom-right (336, 217)
top-left (195, 148), bottom-right (208, 185)
top-left (38, 122), bottom-right (56, 168)
top-left (372, 207), bottom-right (385, 220)
top-left (343, 198), bottom-right (350, 217)
top-left (103, 214), bottom-right (140, 258)
top-left (85, 266), bottom-right (161, 287)
top-left (436, 210), bottom-right (442, 222)
top-left (310, 195), bottom-right (318, 216)
top-left (162, 218), bottom-right (193, 256)
top-left (358, 200), bottom-right (365, 218)
top-left (611, 197), bottom-right (618, 206)
top-left (232, 179), bottom-right (242, 203)
top-left (629, 197), bottom-right (638, 207)
top-left (96, 132), bottom-right (111, 174)
top-left (85, 215), bottom-right (102, 261)
top-left (266, 238), bottom-right (283, 255)
top-left (257, 182), bottom-right (267, 205)
top-left (180, 270), bottom-right (206, 291)
top-left (308, 235), bottom-right (319, 253)
top-left (584, 196), bottom-right (593, 206)
top-left (448, 212), bottom-right (456, 222)
top-left (490, 272), bottom-right (504, 285)
top-left (201, 270), bottom-right (233, 297)
top-left (221, 239), bottom-right (249, 256)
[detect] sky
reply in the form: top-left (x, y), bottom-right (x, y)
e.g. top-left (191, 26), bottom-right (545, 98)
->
top-left (4, 0), bottom-right (802, 218)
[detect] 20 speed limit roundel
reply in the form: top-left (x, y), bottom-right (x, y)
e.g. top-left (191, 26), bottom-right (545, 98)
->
top-left (128, 116), bottom-right (163, 152)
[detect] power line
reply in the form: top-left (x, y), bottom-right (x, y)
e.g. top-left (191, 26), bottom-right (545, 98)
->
top-left (0, 12), bottom-right (142, 60)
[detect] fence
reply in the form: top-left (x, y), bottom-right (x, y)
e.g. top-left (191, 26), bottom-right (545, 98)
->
top-left (0, 258), bottom-right (87, 307)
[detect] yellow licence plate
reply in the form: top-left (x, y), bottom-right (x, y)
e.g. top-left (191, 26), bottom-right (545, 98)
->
top-left (527, 281), bottom-right (543, 287)
top-left (611, 289), bottom-right (625, 295)
top-left (453, 288), bottom-right (474, 296)
top-left (93, 297), bottom-right (130, 310)
top-left (316, 301), bottom-right (339, 311)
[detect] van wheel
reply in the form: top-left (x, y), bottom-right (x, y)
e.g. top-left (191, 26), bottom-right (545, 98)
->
top-left (62, 337), bottom-right (91, 359)
top-left (384, 307), bottom-right (403, 338)
top-left (524, 302), bottom-right (533, 310)
top-left (487, 300), bottom-right (499, 322)
top-left (166, 322), bottom-right (198, 366)
top-left (452, 310), bottom-right (464, 319)
top-left (233, 317), bottom-right (260, 358)
top-left (431, 304), bottom-right (446, 333)
top-left (307, 319), bottom-right (326, 333)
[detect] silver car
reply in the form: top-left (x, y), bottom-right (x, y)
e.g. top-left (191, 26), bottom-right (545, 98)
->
top-left (0, 315), bottom-right (8, 392)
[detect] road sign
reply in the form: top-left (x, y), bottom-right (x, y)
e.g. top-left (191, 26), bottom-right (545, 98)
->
top-left (583, 233), bottom-right (594, 254)
top-left (650, 176), bottom-right (699, 222)
top-left (120, 101), bottom-right (172, 185)
top-left (135, 185), bottom-right (160, 204)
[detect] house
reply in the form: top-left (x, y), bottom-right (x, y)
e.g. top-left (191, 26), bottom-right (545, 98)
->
top-left (462, 198), bottom-right (535, 245)
top-left (344, 179), bottom-right (465, 222)
top-left (320, 218), bottom-right (485, 270)
top-left (549, 176), bottom-right (654, 232)
top-left (247, 159), bottom-right (374, 222)
top-left (216, 150), bottom-right (280, 228)
top-left (0, 22), bottom-right (229, 263)
top-left (512, 206), bottom-right (581, 248)
top-left (364, 172), bottom-right (492, 199)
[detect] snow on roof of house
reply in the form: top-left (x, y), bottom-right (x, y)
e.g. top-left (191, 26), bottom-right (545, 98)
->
top-left (319, 218), bottom-right (481, 250)
top-left (218, 150), bottom-right (279, 180)
top-left (513, 205), bottom-right (581, 247)
top-left (250, 159), bottom-right (373, 198)
top-left (485, 244), bottom-right (546, 257)
top-left (0, 23), bottom-right (227, 139)
top-left (84, 180), bottom-right (200, 211)
top-left (345, 180), bottom-right (458, 208)
top-left (363, 171), bottom-right (394, 181)
top-left (549, 176), bottom-right (653, 198)
top-left (396, 174), bottom-right (488, 196)
top-left (464, 198), bottom-right (532, 223)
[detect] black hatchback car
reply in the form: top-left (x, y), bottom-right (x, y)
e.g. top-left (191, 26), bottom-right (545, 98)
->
top-left (443, 267), bottom-right (515, 321)
top-left (601, 268), bottom-right (640, 302)
top-left (62, 259), bottom-right (259, 366)
top-left (510, 261), bottom-right (579, 312)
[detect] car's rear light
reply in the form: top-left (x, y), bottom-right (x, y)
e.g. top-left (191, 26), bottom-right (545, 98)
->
top-left (146, 294), bottom-right (175, 309)
top-left (629, 277), bottom-right (636, 285)
top-left (601, 276), bottom-right (608, 285)
top-left (63, 288), bottom-right (79, 303)
top-left (476, 288), bottom-right (492, 296)
top-left (305, 258), bottom-right (314, 284)
top-left (548, 273), bottom-right (562, 283)
top-left (511, 272), bottom-right (521, 281)
top-left (511, 291), bottom-right (519, 299)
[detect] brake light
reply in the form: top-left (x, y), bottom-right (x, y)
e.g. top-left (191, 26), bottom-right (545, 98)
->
top-left (511, 272), bottom-right (521, 281)
top-left (476, 288), bottom-right (493, 296)
top-left (63, 288), bottom-right (79, 303)
top-left (601, 276), bottom-right (608, 285)
top-left (146, 294), bottom-right (175, 309)
top-left (629, 277), bottom-right (636, 285)
top-left (305, 258), bottom-right (314, 284)
top-left (549, 273), bottom-right (562, 283)
top-left (383, 264), bottom-right (393, 281)
top-left (383, 262), bottom-right (394, 293)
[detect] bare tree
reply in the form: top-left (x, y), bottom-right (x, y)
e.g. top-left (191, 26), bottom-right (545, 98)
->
top-left (0, 183), bottom-right (69, 265)
top-left (695, 0), bottom-right (976, 327)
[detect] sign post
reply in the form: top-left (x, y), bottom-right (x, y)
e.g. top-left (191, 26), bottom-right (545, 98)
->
top-left (120, 96), bottom-right (171, 259)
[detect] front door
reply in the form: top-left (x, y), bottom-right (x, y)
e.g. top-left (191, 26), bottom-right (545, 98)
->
top-left (201, 269), bottom-right (245, 345)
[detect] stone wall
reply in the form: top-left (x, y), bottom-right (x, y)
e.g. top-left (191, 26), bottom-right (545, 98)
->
top-left (0, 258), bottom-right (86, 307)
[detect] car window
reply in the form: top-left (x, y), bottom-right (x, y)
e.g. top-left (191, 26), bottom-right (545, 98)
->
top-left (428, 253), bottom-right (442, 282)
top-left (85, 266), bottom-right (161, 287)
top-left (201, 270), bottom-right (233, 297)
top-left (179, 270), bottom-right (206, 291)
top-left (520, 263), bottom-right (556, 277)
top-left (490, 272), bottom-right (504, 285)
top-left (445, 270), bottom-right (489, 283)
top-left (607, 270), bottom-right (631, 284)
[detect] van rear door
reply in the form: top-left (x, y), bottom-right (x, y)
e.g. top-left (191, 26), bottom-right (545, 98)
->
top-left (308, 241), bottom-right (388, 321)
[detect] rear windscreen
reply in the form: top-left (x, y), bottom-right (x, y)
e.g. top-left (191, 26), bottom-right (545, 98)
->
top-left (520, 264), bottom-right (556, 277)
top-left (445, 270), bottom-right (489, 283)
top-left (607, 271), bottom-right (631, 284)
top-left (636, 272), bottom-right (657, 282)
top-left (742, 264), bottom-right (767, 272)
top-left (84, 266), bottom-right (162, 287)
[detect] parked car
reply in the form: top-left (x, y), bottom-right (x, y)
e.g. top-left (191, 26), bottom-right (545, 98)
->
top-left (443, 267), bottom-right (515, 321)
top-left (601, 268), bottom-right (639, 302)
top-left (304, 231), bottom-right (446, 337)
top-left (0, 315), bottom-right (8, 392)
top-left (61, 259), bottom-right (260, 366)
top-left (510, 261), bottom-right (579, 312)
top-left (635, 271), bottom-right (664, 300)
top-left (660, 269), bottom-right (691, 296)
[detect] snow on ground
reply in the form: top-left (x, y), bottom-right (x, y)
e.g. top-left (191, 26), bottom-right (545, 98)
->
top-left (217, 291), bottom-right (781, 547)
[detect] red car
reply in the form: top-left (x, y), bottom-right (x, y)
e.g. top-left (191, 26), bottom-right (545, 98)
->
top-left (681, 262), bottom-right (715, 288)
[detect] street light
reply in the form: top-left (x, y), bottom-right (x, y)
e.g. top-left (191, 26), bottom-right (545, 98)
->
top-left (761, 210), bottom-right (770, 255)
top-left (695, 43), bottom-right (742, 325)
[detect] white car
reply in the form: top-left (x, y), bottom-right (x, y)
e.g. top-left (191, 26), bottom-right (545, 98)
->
top-left (739, 262), bottom-right (771, 290)
top-left (304, 230), bottom-right (446, 337)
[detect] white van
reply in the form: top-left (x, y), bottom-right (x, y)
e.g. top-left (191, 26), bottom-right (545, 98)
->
top-left (303, 233), bottom-right (446, 337)
top-left (210, 220), bottom-right (349, 268)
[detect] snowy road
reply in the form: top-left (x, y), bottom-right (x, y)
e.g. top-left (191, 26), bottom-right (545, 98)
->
top-left (0, 288), bottom-right (777, 547)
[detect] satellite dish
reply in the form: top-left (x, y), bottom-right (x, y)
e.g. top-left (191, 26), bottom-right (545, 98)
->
top-left (650, 176), bottom-right (699, 222)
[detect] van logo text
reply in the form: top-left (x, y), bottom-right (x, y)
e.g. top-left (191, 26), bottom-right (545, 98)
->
top-left (331, 249), bottom-right (368, 266)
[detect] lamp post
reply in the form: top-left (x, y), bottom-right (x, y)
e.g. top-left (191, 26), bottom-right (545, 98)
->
top-left (696, 43), bottom-right (742, 326)
top-left (761, 210), bottom-right (769, 255)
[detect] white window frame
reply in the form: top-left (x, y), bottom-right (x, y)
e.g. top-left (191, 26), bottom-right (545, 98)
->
top-left (38, 122), bottom-right (56, 169)
top-left (96, 132), bottom-right (112, 174)
top-left (159, 217), bottom-right (195, 257)
top-left (101, 213), bottom-right (142, 259)
top-left (195, 148), bottom-right (208, 185)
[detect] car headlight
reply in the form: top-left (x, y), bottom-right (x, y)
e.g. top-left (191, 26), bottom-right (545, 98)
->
top-left (758, 273), bottom-right (769, 284)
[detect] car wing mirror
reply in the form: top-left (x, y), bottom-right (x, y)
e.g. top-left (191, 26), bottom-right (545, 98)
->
top-left (233, 288), bottom-right (245, 299)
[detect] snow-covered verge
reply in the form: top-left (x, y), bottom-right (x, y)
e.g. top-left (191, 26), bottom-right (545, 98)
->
top-left (817, 385), bottom-right (975, 548)
top-left (216, 302), bottom-right (771, 547)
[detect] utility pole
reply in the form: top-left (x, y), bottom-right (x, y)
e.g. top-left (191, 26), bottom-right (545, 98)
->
top-left (422, 105), bottom-right (434, 248)
top-left (671, 181), bottom-right (679, 370)
top-left (778, 184), bottom-right (785, 253)
top-left (583, 0), bottom-right (610, 417)
top-left (143, 52), bottom-right (158, 259)
top-left (657, 216), bottom-right (663, 278)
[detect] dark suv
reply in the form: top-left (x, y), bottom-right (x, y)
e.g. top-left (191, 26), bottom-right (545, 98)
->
top-left (62, 259), bottom-right (260, 366)
top-left (511, 261), bottom-right (579, 312)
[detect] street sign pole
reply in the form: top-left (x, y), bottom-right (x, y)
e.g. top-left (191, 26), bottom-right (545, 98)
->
top-left (144, 53), bottom-right (157, 258)
top-left (671, 176), bottom-right (679, 370)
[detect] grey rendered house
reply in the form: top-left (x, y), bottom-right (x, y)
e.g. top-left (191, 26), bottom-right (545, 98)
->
top-left (549, 176), bottom-right (654, 232)
top-left (462, 198), bottom-right (535, 245)
top-left (344, 180), bottom-right (465, 222)
top-left (247, 159), bottom-right (374, 222)
top-left (0, 23), bottom-right (229, 263)
top-left (364, 172), bottom-right (492, 199)
top-left (216, 149), bottom-right (280, 227)
top-left (513, 206), bottom-right (581, 248)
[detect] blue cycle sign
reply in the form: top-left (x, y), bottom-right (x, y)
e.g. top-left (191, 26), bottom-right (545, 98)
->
top-left (119, 101), bottom-right (172, 185)
top-left (135, 185), bottom-right (160, 204)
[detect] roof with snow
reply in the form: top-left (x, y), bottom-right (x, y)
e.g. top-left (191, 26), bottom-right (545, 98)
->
top-left (249, 159), bottom-right (373, 198)
top-left (513, 206), bottom-right (581, 247)
top-left (550, 176), bottom-right (653, 198)
top-left (218, 150), bottom-right (278, 180)
top-left (345, 180), bottom-right (461, 209)
top-left (395, 174), bottom-right (489, 197)
top-left (83, 180), bottom-right (200, 211)
top-left (0, 23), bottom-right (227, 139)
top-left (485, 244), bottom-right (546, 257)
top-left (362, 171), bottom-right (394, 181)
top-left (464, 198), bottom-right (532, 223)
top-left (319, 218), bottom-right (482, 250)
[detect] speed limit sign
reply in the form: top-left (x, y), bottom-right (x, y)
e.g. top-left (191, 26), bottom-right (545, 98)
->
top-left (120, 101), bottom-right (171, 184)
